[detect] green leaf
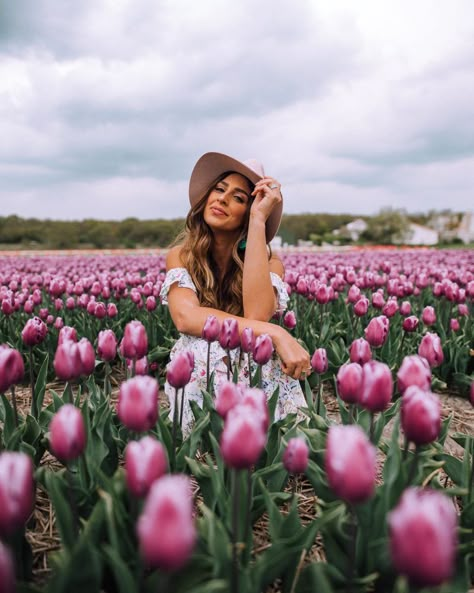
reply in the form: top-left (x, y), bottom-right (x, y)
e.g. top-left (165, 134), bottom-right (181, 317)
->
top-left (438, 454), bottom-right (464, 487)
top-left (33, 353), bottom-right (49, 418)
top-left (102, 545), bottom-right (138, 593)
top-left (44, 470), bottom-right (76, 550)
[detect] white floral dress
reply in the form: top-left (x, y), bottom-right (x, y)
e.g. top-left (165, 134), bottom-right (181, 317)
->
top-left (160, 267), bottom-right (306, 435)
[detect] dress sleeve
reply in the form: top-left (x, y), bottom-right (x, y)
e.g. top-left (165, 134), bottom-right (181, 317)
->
top-left (160, 267), bottom-right (197, 305)
top-left (270, 272), bottom-right (290, 312)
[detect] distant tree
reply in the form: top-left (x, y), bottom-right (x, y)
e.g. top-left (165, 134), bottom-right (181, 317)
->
top-left (361, 208), bottom-right (408, 244)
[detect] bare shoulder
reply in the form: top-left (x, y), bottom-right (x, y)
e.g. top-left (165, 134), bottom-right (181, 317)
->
top-left (269, 254), bottom-right (285, 278)
top-left (166, 244), bottom-right (184, 270)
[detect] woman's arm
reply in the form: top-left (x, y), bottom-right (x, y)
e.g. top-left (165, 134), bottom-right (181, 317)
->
top-left (165, 248), bottom-right (310, 380)
top-left (242, 177), bottom-right (284, 320)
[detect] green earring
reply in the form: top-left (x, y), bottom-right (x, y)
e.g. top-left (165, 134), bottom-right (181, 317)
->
top-left (238, 238), bottom-right (247, 250)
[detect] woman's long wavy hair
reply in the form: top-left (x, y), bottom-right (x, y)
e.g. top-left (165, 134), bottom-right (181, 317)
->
top-left (174, 173), bottom-right (270, 315)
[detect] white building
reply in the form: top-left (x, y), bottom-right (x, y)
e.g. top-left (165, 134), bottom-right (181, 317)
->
top-left (402, 223), bottom-right (439, 245)
top-left (456, 212), bottom-right (474, 244)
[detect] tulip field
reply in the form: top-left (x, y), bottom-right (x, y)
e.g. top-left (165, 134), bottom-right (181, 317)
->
top-left (0, 247), bottom-right (473, 593)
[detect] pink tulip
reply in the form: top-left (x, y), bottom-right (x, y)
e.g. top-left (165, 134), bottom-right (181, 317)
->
top-left (215, 381), bottom-right (243, 418)
top-left (458, 303), bottom-right (468, 316)
top-left (54, 317), bottom-right (64, 330)
top-left (311, 347), bottom-right (328, 374)
top-left (364, 315), bottom-right (389, 347)
top-left (0, 452), bottom-right (35, 536)
top-left (117, 376), bottom-right (159, 432)
top-left (397, 355), bottom-right (431, 394)
top-left (283, 310), bottom-right (297, 330)
top-left (0, 541), bottom-right (15, 593)
top-left (253, 334), bottom-right (274, 365)
top-left (240, 327), bottom-right (255, 353)
top-left (325, 425), bottom-right (376, 504)
top-left (107, 302), bottom-right (118, 317)
top-left (347, 285), bottom-right (361, 303)
top-left (128, 356), bottom-right (148, 375)
top-left (372, 291), bottom-right (385, 310)
top-left (121, 320), bottom-right (148, 360)
top-left (449, 318), bottom-right (460, 332)
top-left (201, 315), bottom-right (220, 342)
top-left (388, 488), bottom-right (457, 587)
top-left (145, 296), bottom-right (157, 312)
top-left (359, 360), bottom-right (393, 412)
top-left (283, 437), bottom-right (309, 474)
top-left (54, 340), bottom-right (82, 381)
top-left (402, 315), bottom-right (419, 332)
top-left (58, 325), bottom-right (78, 344)
top-left (401, 386), bottom-right (441, 445)
top-left (50, 404), bottom-right (87, 462)
top-left (220, 405), bottom-right (267, 469)
top-left (21, 316), bottom-right (48, 347)
top-left (348, 338), bottom-right (372, 365)
top-left (241, 387), bottom-right (270, 431)
top-left (125, 436), bottom-right (167, 498)
top-left (0, 345), bottom-right (24, 393)
top-left (418, 332), bottom-right (444, 368)
top-left (137, 475), bottom-right (196, 571)
top-left (421, 306), bottom-right (436, 326)
top-left (336, 362), bottom-right (363, 404)
top-left (97, 329), bottom-right (117, 362)
top-left (218, 318), bottom-right (240, 350)
top-left (77, 337), bottom-right (95, 376)
top-left (382, 298), bottom-right (399, 318)
top-left (353, 296), bottom-right (369, 317)
top-left (94, 302), bottom-right (107, 319)
top-left (166, 351), bottom-right (194, 389)
top-left (399, 301), bottom-right (411, 316)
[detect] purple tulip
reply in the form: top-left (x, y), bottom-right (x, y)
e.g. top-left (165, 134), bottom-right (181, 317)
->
top-left (336, 362), bottom-right (363, 404)
top-left (58, 325), bottom-right (78, 344)
top-left (220, 405), bottom-right (267, 469)
top-left (0, 345), bottom-right (24, 394)
top-left (122, 320), bottom-right (148, 360)
top-left (397, 355), bottom-right (431, 394)
top-left (241, 387), bottom-right (270, 432)
top-left (388, 488), bottom-right (457, 587)
top-left (201, 315), bottom-right (220, 342)
top-left (53, 340), bottom-right (83, 381)
top-left (418, 332), bottom-right (444, 368)
top-left (240, 327), bottom-right (255, 354)
top-left (117, 376), bottom-right (159, 432)
top-left (125, 436), bottom-right (168, 498)
top-left (107, 302), bottom-right (118, 317)
top-left (353, 296), bottom-right (369, 317)
top-left (137, 475), bottom-right (196, 571)
top-left (145, 296), bottom-right (157, 312)
top-left (50, 404), bottom-right (87, 462)
top-left (449, 318), bottom-right (460, 332)
top-left (421, 306), bottom-right (436, 326)
top-left (401, 386), bottom-right (441, 445)
top-left (348, 338), bottom-right (372, 365)
top-left (215, 381), bottom-right (243, 419)
top-left (283, 310), bottom-right (297, 330)
top-left (77, 337), bottom-right (95, 376)
top-left (128, 356), bottom-right (148, 375)
top-left (218, 318), bottom-right (240, 350)
top-left (21, 316), bottom-right (48, 347)
top-left (253, 334), bottom-right (274, 365)
top-left (0, 452), bottom-right (35, 536)
top-left (399, 300), bottom-right (411, 316)
top-left (166, 351), bottom-right (194, 389)
top-left (382, 298), bottom-right (399, 318)
top-left (283, 437), bottom-right (309, 474)
top-left (359, 360), bottom-right (393, 412)
top-left (402, 315), bottom-right (419, 332)
top-left (364, 315), bottom-right (389, 348)
top-left (97, 329), bottom-right (117, 362)
top-left (311, 348), bottom-right (328, 374)
top-left (325, 425), bottom-right (376, 504)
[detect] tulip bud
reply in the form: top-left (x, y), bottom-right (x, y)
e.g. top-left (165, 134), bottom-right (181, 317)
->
top-left (325, 425), bottom-right (376, 504)
top-left (399, 300), bottom-right (411, 316)
top-left (283, 310), bottom-right (297, 330)
top-left (382, 298), bottom-right (399, 318)
top-left (418, 332), bottom-right (444, 368)
top-left (388, 488), bottom-right (457, 587)
top-left (53, 340), bottom-right (82, 382)
top-left (117, 376), bottom-right (159, 432)
top-left (241, 387), bottom-right (270, 431)
top-left (336, 362), bottom-right (363, 404)
top-left (401, 386), bottom-right (441, 445)
top-left (94, 302), bottom-right (107, 319)
top-left (353, 296), bottom-right (369, 317)
top-left (220, 405), bottom-right (267, 469)
top-left (359, 360), bottom-right (393, 412)
top-left (107, 302), bottom-right (118, 317)
top-left (97, 329), bottom-right (117, 362)
top-left (253, 334), bottom-right (274, 365)
top-left (397, 355), bottom-right (431, 394)
top-left (421, 305), bottom-right (436, 326)
top-left (240, 327), bottom-right (255, 353)
top-left (128, 356), bottom-right (148, 375)
top-left (449, 318), bottom-right (460, 332)
top-left (218, 318), bottom-right (240, 350)
top-left (121, 320), bottom-right (148, 360)
top-left (402, 315), bottom-right (419, 332)
top-left (458, 303), bottom-right (468, 317)
top-left (0, 452), bottom-right (35, 536)
top-left (348, 338), bottom-right (372, 365)
top-left (137, 475), bottom-right (196, 571)
top-left (364, 315), bottom-right (389, 347)
top-left (201, 315), bottom-right (220, 343)
top-left (145, 296), bottom-right (157, 312)
top-left (215, 381), bottom-right (243, 418)
top-left (125, 436), bottom-right (167, 498)
top-left (283, 437), bottom-right (309, 474)
top-left (347, 285), bottom-right (361, 303)
top-left (311, 348), bottom-right (328, 374)
top-left (372, 291), bottom-right (385, 309)
top-left (0, 345), bottom-right (24, 393)
top-left (49, 404), bottom-right (87, 462)
top-left (166, 351), bottom-right (194, 389)
top-left (0, 541), bottom-right (15, 593)
top-left (58, 325), bottom-right (78, 344)
top-left (77, 337), bottom-right (95, 376)
top-left (21, 316), bottom-right (48, 347)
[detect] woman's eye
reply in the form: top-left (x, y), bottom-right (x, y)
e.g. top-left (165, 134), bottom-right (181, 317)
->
top-left (234, 195), bottom-right (245, 203)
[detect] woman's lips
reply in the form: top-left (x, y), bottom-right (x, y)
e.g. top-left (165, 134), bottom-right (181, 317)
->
top-left (210, 206), bottom-right (227, 216)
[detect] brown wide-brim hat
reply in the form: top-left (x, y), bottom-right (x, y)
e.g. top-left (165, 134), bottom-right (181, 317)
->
top-left (188, 151), bottom-right (283, 243)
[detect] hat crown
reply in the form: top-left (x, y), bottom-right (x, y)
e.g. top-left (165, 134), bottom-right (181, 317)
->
top-left (242, 159), bottom-right (265, 178)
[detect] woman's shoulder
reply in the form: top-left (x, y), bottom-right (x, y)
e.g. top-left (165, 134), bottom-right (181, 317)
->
top-left (166, 244), bottom-right (184, 270)
top-left (269, 253), bottom-right (284, 278)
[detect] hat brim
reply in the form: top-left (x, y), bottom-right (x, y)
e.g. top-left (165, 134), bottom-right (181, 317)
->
top-left (188, 152), bottom-right (282, 243)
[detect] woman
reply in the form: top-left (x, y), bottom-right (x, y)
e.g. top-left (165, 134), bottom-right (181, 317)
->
top-left (160, 152), bottom-right (311, 433)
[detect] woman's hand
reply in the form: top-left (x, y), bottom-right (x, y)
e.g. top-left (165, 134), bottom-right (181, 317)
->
top-left (250, 176), bottom-right (282, 225)
top-left (272, 326), bottom-right (312, 381)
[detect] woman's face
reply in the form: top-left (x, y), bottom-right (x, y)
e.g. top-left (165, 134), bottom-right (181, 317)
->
top-left (203, 173), bottom-right (253, 235)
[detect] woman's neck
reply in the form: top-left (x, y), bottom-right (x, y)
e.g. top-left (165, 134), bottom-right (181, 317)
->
top-left (211, 233), bottom-right (236, 279)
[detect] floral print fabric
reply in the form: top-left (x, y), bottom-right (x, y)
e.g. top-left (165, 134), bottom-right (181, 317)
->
top-left (160, 267), bottom-right (306, 435)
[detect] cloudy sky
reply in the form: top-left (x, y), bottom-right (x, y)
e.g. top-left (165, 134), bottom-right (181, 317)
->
top-left (1, 0), bottom-right (473, 221)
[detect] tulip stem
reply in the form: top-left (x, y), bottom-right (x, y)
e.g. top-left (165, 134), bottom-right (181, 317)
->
top-left (247, 353), bottom-right (252, 387)
top-left (179, 387), bottom-right (185, 429)
top-left (103, 362), bottom-right (111, 398)
top-left (66, 464), bottom-right (78, 540)
top-left (402, 435), bottom-right (409, 461)
top-left (10, 386), bottom-right (19, 428)
top-left (171, 387), bottom-right (179, 470)
top-left (407, 445), bottom-right (419, 485)
top-left (256, 365), bottom-right (262, 390)
top-left (231, 468), bottom-right (241, 593)
top-left (347, 504), bottom-right (358, 593)
top-left (226, 348), bottom-right (231, 381)
top-left (206, 342), bottom-right (211, 393)
top-left (243, 468), bottom-right (252, 552)
top-left (468, 437), bottom-right (474, 503)
top-left (29, 346), bottom-right (35, 417)
top-left (348, 403), bottom-right (355, 425)
top-left (369, 413), bottom-right (376, 443)
top-left (316, 377), bottom-right (323, 416)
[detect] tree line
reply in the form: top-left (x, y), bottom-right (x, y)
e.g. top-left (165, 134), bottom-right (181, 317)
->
top-left (0, 210), bottom-right (457, 250)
